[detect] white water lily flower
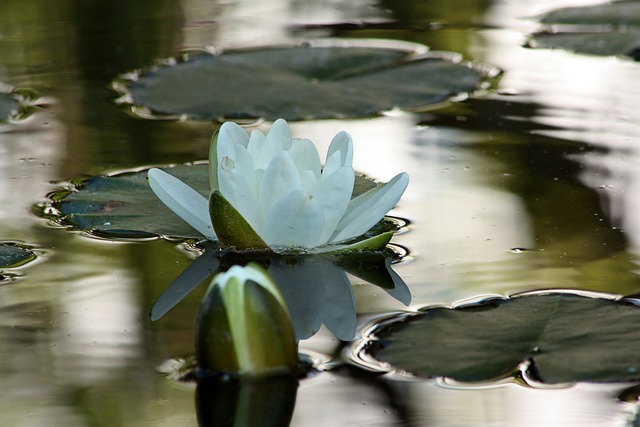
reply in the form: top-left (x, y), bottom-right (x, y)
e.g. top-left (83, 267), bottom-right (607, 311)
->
top-left (148, 119), bottom-right (408, 252)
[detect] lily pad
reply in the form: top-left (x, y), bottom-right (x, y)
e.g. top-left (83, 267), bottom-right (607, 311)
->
top-left (539, 1), bottom-right (640, 26)
top-left (43, 164), bottom-right (382, 240)
top-left (529, 1), bottom-right (640, 59)
top-left (0, 242), bottom-right (36, 268)
top-left (367, 292), bottom-right (640, 384)
top-left (121, 41), bottom-right (494, 121)
top-left (0, 92), bottom-right (20, 122)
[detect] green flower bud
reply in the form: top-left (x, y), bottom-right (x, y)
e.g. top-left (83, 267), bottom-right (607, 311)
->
top-left (195, 263), bottom-right (297, 376)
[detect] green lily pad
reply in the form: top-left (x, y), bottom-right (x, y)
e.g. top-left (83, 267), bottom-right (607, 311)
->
top-left (539, 1), bottom-right (640, 26)
top-left (0, 242), bottom-right (36, 268)
top-left (367, 292), bottom-right (640, 384)
top-left (121, 41), bottom-right (494, 121)
top-left (47, 165), bottom-right (210, 239)
top-left (0, 92), bottom-right (20, 122)
top-left (529, 1), bottom-right (640, 59)
top-left (42, 164), bottom-right (383, 240)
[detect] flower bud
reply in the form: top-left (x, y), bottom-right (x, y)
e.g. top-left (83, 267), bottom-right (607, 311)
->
top-left (195, 263), bottom-right (297, 376)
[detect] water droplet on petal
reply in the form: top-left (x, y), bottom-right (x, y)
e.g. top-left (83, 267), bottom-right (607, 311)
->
top-left (221, 156), bottom-right (234, 171)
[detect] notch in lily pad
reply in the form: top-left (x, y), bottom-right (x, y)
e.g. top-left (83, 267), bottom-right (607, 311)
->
top-left (116, 39), bottom-right (497, 121)
top-left (358, 291), bottom-right (640, 384)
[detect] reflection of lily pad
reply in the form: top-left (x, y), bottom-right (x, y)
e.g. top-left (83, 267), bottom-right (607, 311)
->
top-left (150, 242), bottom-right (411, 340)
top-left (121, 41), bottom-right (494, 121)
top-left (0, 92), bottom-right (20, 122)
top-left (0, 242), bottom-right (36, 268)
top-left (43, 165), bottom-right (383, 240)
top-left (529, 1), bottom-right (640, 59)
top-left (366, 292), bottom-right (640, 384)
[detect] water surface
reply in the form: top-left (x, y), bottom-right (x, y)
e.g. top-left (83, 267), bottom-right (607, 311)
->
top-left (2, 0), bottom-right (640, 426)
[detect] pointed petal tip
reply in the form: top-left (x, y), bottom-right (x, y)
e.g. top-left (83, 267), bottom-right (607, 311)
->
top-left (147, 168), bottom-right (217, 241)
top-left (394, 171), bottom-right (410, 191)
top-left (333, 130), bottom-right (352, 143)
top-left (329, 172), bottom-right (409, 244)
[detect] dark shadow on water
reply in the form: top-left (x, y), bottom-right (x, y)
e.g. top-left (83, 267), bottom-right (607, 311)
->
top-left (421, 96), bottom-right (629, 263)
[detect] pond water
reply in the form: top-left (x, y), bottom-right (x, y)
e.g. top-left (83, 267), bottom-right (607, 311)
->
top-left (2, 0), bottom-right (640, 426)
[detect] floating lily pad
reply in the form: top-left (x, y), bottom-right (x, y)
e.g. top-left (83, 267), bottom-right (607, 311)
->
top-left (0, 92), bottom-right (20, 122)
top-left (121, 41), bottom-right (494, 121)
top-left (529, 1), bottom-right (640, 59)
top-left (366, 292), bottom-right (640, 384)
top-left (43, 164), bottom-right (382, 240)
top-left (539, 1), bottom-right (640, 26)
top-left (0, 242), bottom-right (36, 268)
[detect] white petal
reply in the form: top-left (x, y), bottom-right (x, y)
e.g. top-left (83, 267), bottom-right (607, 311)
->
top-left (289, 138), bottom-right (322, 181)
top-left (229, 143), bottom-right (258, 197)
top-left (299, 170), bottom-right (318, 194)
top-left (330, 172), bottom-right (409, 243)
top-left (219, 121), bottom-right (250, 149)
top-left (247, 130), bottom-right (273, 170)
top-left (262, 190), bottom-right (325, 248)
top-left (312, 166), bottom-right (355, 246)
top-left (258, 151), bottom-right (302, 215)
top-left (211, 122), bottom-right (249, 192)
top-left (266, 118), bottom-right (292, 151)
top-left (217, 147), bottom-right (261, 231)
top-left (322, 131), bottom-right (353, 179)
top-left (147, 168), bottom-right (216, 240)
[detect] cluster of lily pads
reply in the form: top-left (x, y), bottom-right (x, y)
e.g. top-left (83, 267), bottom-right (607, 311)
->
top-left (37, 28), bottom-right (640, 389)
top-left (48, 40), bottom-right (486, 377)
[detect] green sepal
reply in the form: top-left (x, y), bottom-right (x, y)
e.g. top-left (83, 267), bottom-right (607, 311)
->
top-left (209, 129), bottom-right (220, 193)
top-left (196, 284), bottom-right (240, 373)
top-left (240, 279), bottom-right (298, 374)
top-left (312, 230), bottom-right (394, 254)
top-left (209, 189), bottom-right (269, 250)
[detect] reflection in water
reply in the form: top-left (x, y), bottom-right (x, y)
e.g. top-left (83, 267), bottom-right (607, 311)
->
top-left (384, 380), bottom-right (634, 427)
top-left (2, 0), bottom-right (640, 426)
top-left (196, 374), bottom-right (298, 427)
top-left (152, 244), bottom-right (411, 341)
top-left (181, 0), bottom-right (389, 48)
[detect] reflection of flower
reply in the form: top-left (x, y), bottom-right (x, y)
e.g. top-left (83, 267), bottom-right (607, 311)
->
top-left (148, 119), bottom-right (408, 253)
top-left (195, 263), bottom-right (297, 376)
top-left (153, 245), bottom-right (411, 341)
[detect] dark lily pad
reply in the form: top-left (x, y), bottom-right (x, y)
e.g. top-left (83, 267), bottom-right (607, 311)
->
top-left (121, 41), bottom-right (494, 121)
top-left (529, 1), bottom-right (640, 59)
top-left (48, 165), bottom-right (210, 239)
top-left (539, 1), bottom-right (640, 26)
top-left (0, 92), bottom-right (20, 122)
top-left (366, 292), bottom-right (640, 384)
top-left (0, 242), bottom-right (36, 268)
top-left (42, 164), bottom-right (380, 240)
